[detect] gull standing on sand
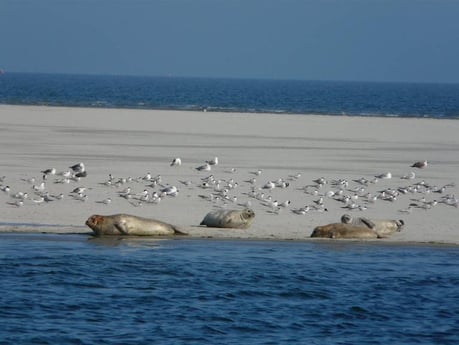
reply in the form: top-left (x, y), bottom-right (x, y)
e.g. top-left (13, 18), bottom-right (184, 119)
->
top-left (376, 172), bottom-right (392, 179)
top-left (206, 157), bottom-right (218, 166)
top-left (70, 162), bottom-right (85, 174)
top-left (411, 160), bottom-right (428, 169)
top-left (170, 158), bottom-right (182, 166)
top-left (401, 171), bottom-right (416, 180)
top-left (196, 163), bottom-right (211, 172)
top-left (42, 168), bottom-right (56, 176)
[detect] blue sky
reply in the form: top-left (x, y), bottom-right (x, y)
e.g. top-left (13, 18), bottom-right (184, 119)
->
top-left (1, 0), bottom-right (458, 83)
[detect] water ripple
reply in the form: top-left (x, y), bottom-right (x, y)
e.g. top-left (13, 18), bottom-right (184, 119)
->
top-left (0, 234), bottom-right (458, 344)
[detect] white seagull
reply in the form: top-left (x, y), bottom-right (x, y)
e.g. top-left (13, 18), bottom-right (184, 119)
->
top-left (170, 158), bottom-right (182, 166)
top-left (206, 157), bottom-right (219, 166)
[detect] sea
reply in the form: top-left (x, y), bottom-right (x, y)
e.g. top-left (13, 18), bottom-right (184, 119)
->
top-left (0, 234), bottom-right (458, 345)
top-left (1, 73), bottom-right (459, 344)
top-left (0, 72), bottom-right (459, 118)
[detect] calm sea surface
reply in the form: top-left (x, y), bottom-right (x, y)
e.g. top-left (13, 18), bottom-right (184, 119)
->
top-left (1, 73), bottom-right (459, 118)
top-left (0, 233), bottom-right (458, 345)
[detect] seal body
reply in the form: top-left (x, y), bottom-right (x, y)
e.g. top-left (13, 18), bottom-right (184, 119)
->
top-left (341, 214), bottom-right (404, 238)
top-left (311, 223), bottom-right (379, 239)
top-left (200, 208), bottom-right (255, 229)
top-left (86, 214), bottom-right (187, 236)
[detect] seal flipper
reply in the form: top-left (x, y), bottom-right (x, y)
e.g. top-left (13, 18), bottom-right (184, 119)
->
top-left (360, 217), bottom-right (376, 229)
top-left (171, 225), bottom-right (188, 235)
top-left (114, 221), bottom-right (130, 235)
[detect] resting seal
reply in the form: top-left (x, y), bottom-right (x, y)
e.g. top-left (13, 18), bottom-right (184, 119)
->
top-left (86, 214), bottom-right (187, 237)
top-left (311, 223), bottom-right (379, 239)
top-left (200, 208), bottom-right (255, 229)
top-left (341, 214), bottom-right (404, 238)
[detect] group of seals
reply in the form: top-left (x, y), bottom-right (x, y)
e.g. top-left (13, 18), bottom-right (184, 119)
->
top-left (85, 208), bottom-right (402, 240)
top-left (86, 208), bottom-right (255, 237)
top-left (310, 214), bottom-right (404, 239)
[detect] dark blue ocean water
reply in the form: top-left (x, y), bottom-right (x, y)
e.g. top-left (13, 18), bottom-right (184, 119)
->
top-left (1, 73), bottom-right (459, 118)
top-left (0, 233), bottom-right (458, 345)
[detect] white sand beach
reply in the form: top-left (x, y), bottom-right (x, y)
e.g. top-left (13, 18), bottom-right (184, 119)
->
top-left (0, 105), bottom-right (458, 244)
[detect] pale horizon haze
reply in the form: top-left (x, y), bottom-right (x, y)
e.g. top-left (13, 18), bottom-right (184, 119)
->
top-left (1, 0), bottom-right (459, 83)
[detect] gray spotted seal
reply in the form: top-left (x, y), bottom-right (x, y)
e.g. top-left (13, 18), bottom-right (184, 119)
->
top-left (85, 214), bottom-right (187, 237)
top-left (311, 223), bottom-right (379, 239)
top-left (341, 214), bottom-right (404, 238)
top-left (200, 208), bottom-right (255, 229)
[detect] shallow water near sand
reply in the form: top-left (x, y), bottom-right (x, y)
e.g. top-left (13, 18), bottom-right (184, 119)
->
top-left (1, 233), bottom-right (458, 345)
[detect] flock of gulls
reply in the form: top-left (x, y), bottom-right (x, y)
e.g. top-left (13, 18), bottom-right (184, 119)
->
top-left (1, 158), bottom-right (458, 223)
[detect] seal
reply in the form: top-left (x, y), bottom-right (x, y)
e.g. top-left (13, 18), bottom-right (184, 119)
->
top-left (310, 223), bottom-right (379, 239)
top-left (341, 214), bottom-right (404, 238)
top-left (85, 214), bottom-right (187, 236)
top-left (200, 208), bottom-right (255, 229)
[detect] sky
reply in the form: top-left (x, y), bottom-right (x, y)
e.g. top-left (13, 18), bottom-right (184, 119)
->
top-left (1, 0), bottom-right (459, 83)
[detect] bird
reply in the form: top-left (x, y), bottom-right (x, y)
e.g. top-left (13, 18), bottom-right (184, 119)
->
top-left (1, 185), bottom-right (10, 193)
top-left (401, 171), bottom-right (416, 180)
top-left (170, 158), bottom-right (182, 166)
top-left (71, 187), bottom-right (86, 194)
top-left (375, 172), bottom-right (392, 179)
top-left (262, 181), bottom-right (276, 190)
top-left (196, 163), bottom-right (211, 172)
top-left (41, 168), bottom-right (56, 175)
top-left (70, 162), bottom-right (85, 174)
top-left (206, 157), bottom-right (218, 166)
top-left (411, 160), bottom-right (428, 169)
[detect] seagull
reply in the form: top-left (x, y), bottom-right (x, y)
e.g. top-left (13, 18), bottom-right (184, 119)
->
top-left (411, 160), bottom-right (428, 169)
top-left (71, 187), bottom-right (86, 194)
top-left (196, 163), bottom-right (211, 172)
top-left (279, 200), bottom-right (291, 208)
top-left (376, 172), bottom-right (392, 179)
top-left (41, 168), bottom-right (56, 176)
top-left (53, 193), bottom-right (65, 200)
top-left (32, 182), bottom-right (46, 192)
top-left (292, 206), bottom-right (310, 215)
top-left (142, 172), bottom-right (152, 181)
top-left (170, 158), bottom-right (182, 166)
top-left (1, 185), bottom-right (10, 193)
top-left (262, 181), bottom-right (276, 190)
top-left (160, 185), bottom-right (178, 196)
top-left (70, 162), bottom-right (85, 174)
top-left (12, 192), bottom-right (28, 200)
top-left (8, 200), bottom-right (24, 207)
top-left (206, 157), bottom-right (218, 166)
top-left (401, 171), bottom-right (416, 180)
top-left (74, 171), bottom-right (87, 178)
top-left (32, 197), bottom-right (45, 204)
top-left (57, 170), bottom-right (73, 178)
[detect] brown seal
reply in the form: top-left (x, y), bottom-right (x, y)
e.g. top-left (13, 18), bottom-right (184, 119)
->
top-left (341, 214), bottom-right (404, 238)
top-left (200, 208), bottom-right (255, 229)
top-left (310, 223), bottom-right (379, 239)
top-left (85, 214), bottom-right (187, 237)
